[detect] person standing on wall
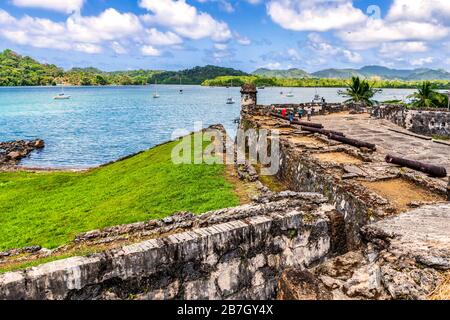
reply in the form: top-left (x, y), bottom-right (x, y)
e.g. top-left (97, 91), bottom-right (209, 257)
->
top-left (298, 107), bottom-right (304, 120)
top-left (289, 110), bottom-right (294, 122)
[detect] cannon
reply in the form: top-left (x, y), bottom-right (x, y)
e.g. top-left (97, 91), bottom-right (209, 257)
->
top-left (447, 177), bottom-right (450, 201)
top-left (328, 134), bottom-right (377, 151)
top-left (300, 126), bottom-right (345, 137)
top-left (291, 120), bottom-right (324, 129)
top-left (385, 154), bottom-right (447, 178)
top-left (270, 113), bottom-right (324, 128)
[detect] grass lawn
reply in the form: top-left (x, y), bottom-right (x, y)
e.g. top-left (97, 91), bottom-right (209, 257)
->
top-left (0, 138), bottom-right (240, 251)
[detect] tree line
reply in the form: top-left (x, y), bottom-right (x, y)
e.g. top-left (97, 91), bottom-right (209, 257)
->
top-left (202, 75), bottom-right (450, 90)
top-left (0, 50), bottom-right (247, 86)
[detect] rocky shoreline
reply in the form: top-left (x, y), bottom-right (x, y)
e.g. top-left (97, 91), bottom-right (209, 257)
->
top-left (0, 139), bottom-right (45, 167)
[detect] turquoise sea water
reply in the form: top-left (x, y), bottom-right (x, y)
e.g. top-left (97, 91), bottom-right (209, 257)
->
top-left (0, 85), bottom-right (414, 168)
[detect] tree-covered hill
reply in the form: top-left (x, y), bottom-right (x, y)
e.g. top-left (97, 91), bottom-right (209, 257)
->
top-left (152, 65), bottom-right (248, 85)
top-left (0, 49), bottom-right (63, 86)
top-left (0, 49), bottom-right (247, 86)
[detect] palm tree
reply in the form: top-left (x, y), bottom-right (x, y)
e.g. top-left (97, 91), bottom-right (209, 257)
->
top-left (407, 81), bottom-right (447, 108)
top-left (338, 77), bottom-right (381, 106)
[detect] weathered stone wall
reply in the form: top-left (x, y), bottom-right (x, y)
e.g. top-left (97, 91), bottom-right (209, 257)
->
top-left (372, 105), bottom-right (450, 137)
top-left (275, 143), bottom-right (372, 250)
top-left (278, 203), bottom-right (450, 300)
top-left (0, 195), bottom-right (334, 300)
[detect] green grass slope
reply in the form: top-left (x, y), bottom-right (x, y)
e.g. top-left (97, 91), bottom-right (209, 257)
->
top-left (0, 139), bottom-right (239, 251)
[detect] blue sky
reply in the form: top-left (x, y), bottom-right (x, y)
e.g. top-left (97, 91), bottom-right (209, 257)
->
top-left (0, 0), bottom-right (449, 72)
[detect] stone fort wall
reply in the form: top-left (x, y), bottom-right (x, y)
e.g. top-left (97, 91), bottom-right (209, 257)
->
top-left (372, 105), bottom-right (450, 137)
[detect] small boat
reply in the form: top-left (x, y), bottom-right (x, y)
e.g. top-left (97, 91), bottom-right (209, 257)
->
top-left (53, 85), bottom-right (71, 100)
top-left (226, 97), bottom-right (235, 105)
top-left (286, 91), bottom-right (294, 97)
top-left (258, 86), bottom-right (265, 89)
top-left (54, 93), bottom-right (71, 100)
top-left (226, 80), bottom-right (235, 104)
top-left (312, 88), bottom-right (322, 103)
top-left (179, 77), bottom-right (183, 94)
top-left (153, 80), bottom-right (160, 98)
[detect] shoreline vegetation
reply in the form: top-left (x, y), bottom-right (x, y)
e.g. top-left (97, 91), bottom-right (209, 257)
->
top-left (2, 49), bottom-right (450, 89)
top-left (201, 75), bottom-right (450, 89)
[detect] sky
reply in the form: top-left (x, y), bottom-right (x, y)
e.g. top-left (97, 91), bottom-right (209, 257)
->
top-left (0, 0), bottom-right (449, 72)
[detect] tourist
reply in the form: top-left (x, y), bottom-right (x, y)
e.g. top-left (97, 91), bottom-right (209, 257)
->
top-left (307, 108), bottom-right (312, 121)
top-left (289, 111), bottom-right (294, 122)
top-left (281, 108), bottom-right (287, 117)
top-left (298, 108), bottom-right (304, 120)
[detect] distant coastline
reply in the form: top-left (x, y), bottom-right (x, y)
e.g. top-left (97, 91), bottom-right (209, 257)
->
top-left (2, 49), bottom-right (450, 89)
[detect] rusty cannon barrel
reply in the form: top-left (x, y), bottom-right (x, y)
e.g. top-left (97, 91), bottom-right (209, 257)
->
top-left (447, 177), bottom-right (450, 201)
top-left (385, 154), bottom-right (447, 178)
top-left (291, 120), bottom-right (323, 129)
top-left (328, 134), bottom-right (376, 151)
top-left (270, 112), bottom-right (289, 121)
top-left (300, 126), bottom-right (345, 137)
top-left (270, 113), bottom-right (324, 128)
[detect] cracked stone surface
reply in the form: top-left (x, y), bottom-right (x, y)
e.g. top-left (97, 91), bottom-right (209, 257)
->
top-left (315, 112), bottom-right (450, 176)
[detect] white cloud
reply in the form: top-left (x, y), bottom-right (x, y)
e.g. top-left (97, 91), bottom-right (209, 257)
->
top-left (246, 0), bottom-right (262, 4)
top-left (387, 0), bottom-right (450, 22)
top-left (11, 0), bottom-right (84, 14)
top-left (66, 9), bottom-right (143, 44)
top-left (411, 57), bottom-right (434, 66)
top-left (146, 28), bottom-right (183, 46)
top-left (73, 43), bottom-right (102, 54)
top-left (0, 8), bottom-right (171, 57)
top-left (267, 0), bottom-right (367, 32)
top-left (111, 41), bottom-right (127, 55)
top-left (234, 32), bottom-right (251, 46)
top-left (287, 48), bottom-right (301, 61)
top-left (379, 41), bottom-right (428, 55)
top-left (338, 19), bottom-right (449, 49)
top-left (261, 62), bottom-right (282, 69)
top-left (139, 0), bottom-right (232, 41)
top-left (214, 43), bottom-right (228, 50)
top-left (141, 45), bottom-right (161, 57)
top-left (307, 32), bottom-right (362, 63)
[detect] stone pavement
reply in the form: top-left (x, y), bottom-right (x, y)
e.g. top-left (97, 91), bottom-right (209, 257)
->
top-left (314, 112), bottom-right (450, 176)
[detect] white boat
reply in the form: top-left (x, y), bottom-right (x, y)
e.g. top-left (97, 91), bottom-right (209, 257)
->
top-left (226, 97), bottom-right (235, 104)
top-left (286, 91), bottom-right (294, 97)
top-left (179, 77), bottom-right (183, 94)
top-left (226, 80), bottom-right (235, 104)
top-left (312, 88), bottom-right (322, 103)
top-left (153, 80), bottom-right (160, 98)
top-left (53, 86), bottom-right (71, 100)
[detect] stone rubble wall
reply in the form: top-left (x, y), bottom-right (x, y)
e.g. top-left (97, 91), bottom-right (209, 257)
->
top-left (0, 195), bottom-right (335, 300)
top-left (371, 105), bottom-right (450, 137)
top-left (275, 142), bottom-right (375, 251)
top-left (0, 139), bottom-right (45, 167)
top-left (278, 203), bottom-right (450, 300)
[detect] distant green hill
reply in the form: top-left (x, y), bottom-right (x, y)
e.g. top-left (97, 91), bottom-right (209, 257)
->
top-left (153, 65), bottom-right (248, 85)
top-left (312, 65), bottom-right (450, 81)
top-left (0, 49), bottom-right (63, 86)
top-left (252, 68), bottom-right (310, 79)
top-left (2, 48), bottom-right (450, 86)
top-left (311, 68), bottom-right (363, 79)
top-left (253, 65), bottom-right (450, 81)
